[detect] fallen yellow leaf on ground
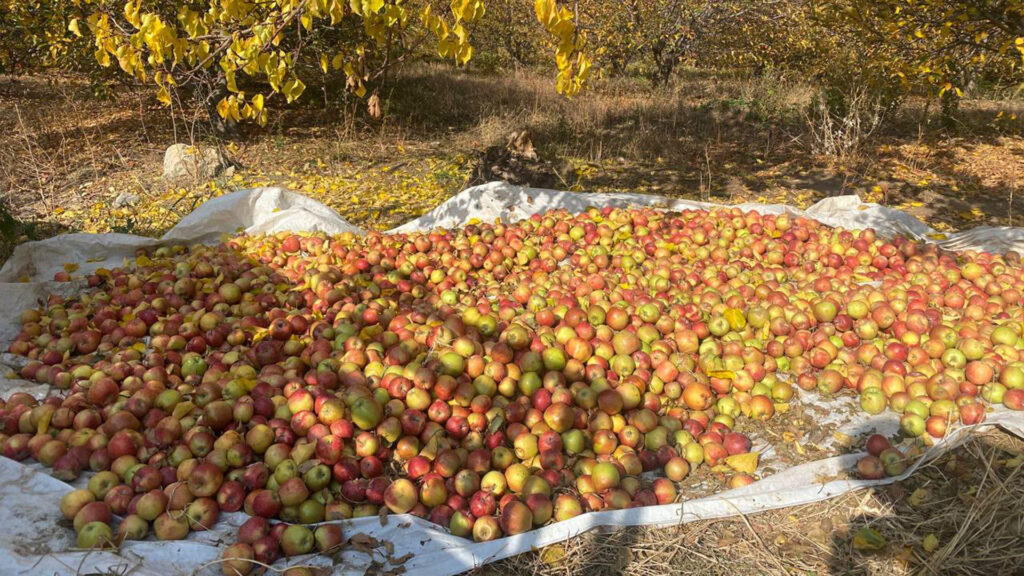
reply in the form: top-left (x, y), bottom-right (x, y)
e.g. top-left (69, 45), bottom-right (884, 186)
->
top-left (852, 527), bottom-right (886, 551)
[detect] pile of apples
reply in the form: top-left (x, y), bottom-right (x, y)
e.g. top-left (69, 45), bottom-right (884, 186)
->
top-left (2, 205), bottom-right (1023, 574)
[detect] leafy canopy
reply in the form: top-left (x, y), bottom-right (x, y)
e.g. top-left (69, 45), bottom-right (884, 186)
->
top-left (19, 0), bottom-right (590, 124)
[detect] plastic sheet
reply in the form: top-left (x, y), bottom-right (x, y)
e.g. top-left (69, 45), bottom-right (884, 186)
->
top-left (2, 182), bottom-right (1023, 576)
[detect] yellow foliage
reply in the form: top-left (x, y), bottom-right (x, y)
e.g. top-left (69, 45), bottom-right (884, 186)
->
top-left (28, 0), bottom-right (586, 121)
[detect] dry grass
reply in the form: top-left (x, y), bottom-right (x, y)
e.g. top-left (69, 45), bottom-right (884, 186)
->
top-left (386, 65), bottom-right (816, 181)
top-left (3, 65), bottom-right (1024, 264)
top-left (471, 430), bottom-right (1024, 576)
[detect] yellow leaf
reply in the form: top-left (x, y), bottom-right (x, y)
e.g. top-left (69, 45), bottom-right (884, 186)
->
top-left (724, 452), bottom-right (759, 474)
top-left (68, 18), bottom-right (83, 37)
top-left (63, 262), bottom-right (79, 273)
top-left (723, 308), bottom-right (746, 331)
top-left (282, 78), bottom-right (306, 103)
top-left (450, 0), bottom-right (467, 21)
top-left (999, 454), bottom-right (1024, 469)
top-left (539, 545), bottom-right (565, 565)
top-left (707, 370), bottom-right (735, 380)
top-left (172, 401), bottom-right (195, 420)
top-left (95, 48), bottom-right (111, 67)
top-left (833, 431), bottom-right (854, 445)
top-left (37, 409), bottom-right (53, 435)
top-left (852, 527), bottom-right (886, 551)
top-left (534, 0), bottom-right (552, 25)
top-left (908, 487), bottom-right (930, 507)
top-left (456, 42), bottom-right (473, 66)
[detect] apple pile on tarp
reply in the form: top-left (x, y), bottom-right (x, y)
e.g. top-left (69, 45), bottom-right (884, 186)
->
top-left (3, 205), bottom-right (1022, 574)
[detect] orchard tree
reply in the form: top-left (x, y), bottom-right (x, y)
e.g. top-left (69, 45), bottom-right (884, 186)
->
top-left (16, 0), bottom-right (588, 125)
top-left (823, 0), bottom-right (1024, 114)
top-left (1, 0), bottom-right (82, 73)
top-left (577, 0), bottom-right (825, 86)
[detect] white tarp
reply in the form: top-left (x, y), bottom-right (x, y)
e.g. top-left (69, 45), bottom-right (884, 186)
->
top-left (2, 182), bottom-right (1024, 576)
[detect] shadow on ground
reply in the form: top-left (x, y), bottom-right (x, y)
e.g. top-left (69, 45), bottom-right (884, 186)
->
top-left (0, 203), bottom-right (70, 268)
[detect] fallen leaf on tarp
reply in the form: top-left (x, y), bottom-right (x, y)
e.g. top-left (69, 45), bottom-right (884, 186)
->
top-left (725, 452), bottom-right (760, 474)
top-left (389, 552), bottom-right (413, 565)
top-left (348, 533), bottom-right (381, 555)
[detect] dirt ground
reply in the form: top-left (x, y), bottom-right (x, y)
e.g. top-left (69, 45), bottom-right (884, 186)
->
top-left (3, 67), bottom-right (1024, 264)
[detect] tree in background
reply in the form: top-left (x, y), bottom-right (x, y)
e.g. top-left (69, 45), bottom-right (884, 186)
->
top-left (4, 0), bottom-right (1022, 128)
top-left (821, 0), bottom-right (1024, 119)
top-left (3, 0), bottom-right (588, 126)
top-left (1, 0), bottom-right (80, 73)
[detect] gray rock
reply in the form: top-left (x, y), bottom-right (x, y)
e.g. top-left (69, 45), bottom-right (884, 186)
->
top-left (162, 143), bottom-right (231, 181)
top-left (112, 192), bottom-right (139, 209)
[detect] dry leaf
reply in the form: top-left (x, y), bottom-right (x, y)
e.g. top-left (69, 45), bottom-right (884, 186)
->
top-left (389, 552), bottom-right (413, 565)
top-left (852, 527), bottom-right (886, 551)
top-left (922, 534), bottom-right (939, 553)
top-left (539, 545), bottom-right (565, 564)
top-left (725, 452), bottom-right (759, 474)
top-left (349, 533), bottom-right (380, 555)
top-left (368, 93), bottom-right (382, 119)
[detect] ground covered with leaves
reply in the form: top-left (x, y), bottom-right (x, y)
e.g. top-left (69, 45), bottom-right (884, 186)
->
top-left (4, 68), bottom-right (1024, 266)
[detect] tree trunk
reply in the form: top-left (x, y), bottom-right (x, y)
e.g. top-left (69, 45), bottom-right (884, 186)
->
top-left (203, 78), bottom-right (237, 138)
